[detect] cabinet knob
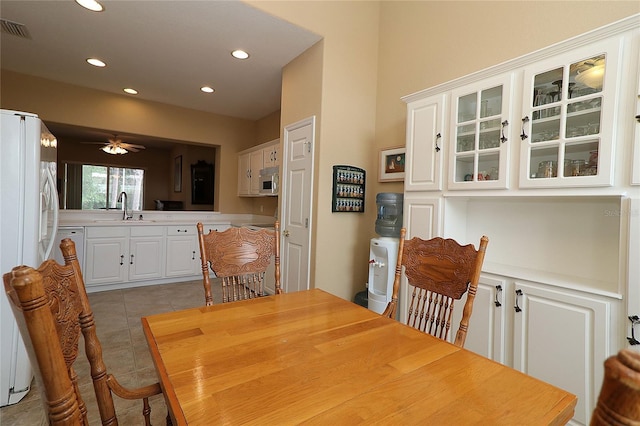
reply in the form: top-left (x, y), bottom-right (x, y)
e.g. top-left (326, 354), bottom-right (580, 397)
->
top-left (283, 230), bottom-right (290, 237)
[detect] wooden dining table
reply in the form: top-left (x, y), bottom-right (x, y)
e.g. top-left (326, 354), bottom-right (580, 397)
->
top-left (142, 289), bottom-right (576, 425)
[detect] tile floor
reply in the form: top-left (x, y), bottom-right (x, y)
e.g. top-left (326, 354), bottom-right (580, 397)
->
top-left (0, 279), bottom-right (218, 425)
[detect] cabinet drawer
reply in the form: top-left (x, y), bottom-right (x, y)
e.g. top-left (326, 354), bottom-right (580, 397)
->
top-left (166, 225), bottom-right (196, 236)
top-left (130, 226), bottom-right (164, 237)
top-left (86, 227), bottom-right (128, 239)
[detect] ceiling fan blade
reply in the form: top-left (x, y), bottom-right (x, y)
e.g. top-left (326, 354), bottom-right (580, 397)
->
top-left (121, 142), bottom-right (145, 150)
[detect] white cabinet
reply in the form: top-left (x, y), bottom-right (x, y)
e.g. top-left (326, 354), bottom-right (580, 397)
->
top-left (456, 275), bottom-right (509, 365)
top-left (85, 226), bottom-right (163, 286)
top-left (238, 140), bottom-right (280, 197)
top-left (165, 225), bottom-right (199, 277)
top-left (128, 227), bottom-right (164, 281)
top-left (85, 227), bottom-right (128, 286)
top-left (454, 275), bottom-right (618, 426)
top-left (633, 72), bottom-right (640, 186)
top-left (448, 73), bottom-right (513, 190)
top-left (402, 18), bottom-right (638, 424)
top-left (238, 149), bottom-right (264, 196)
top-left (519, 37), bottom-right (622, 188)
top-left (405, 94), bottom-right (446, 191)
top-left (512, 281), bottom-right (615, 425)
top-left (263, 141), bottom-right (279, 168)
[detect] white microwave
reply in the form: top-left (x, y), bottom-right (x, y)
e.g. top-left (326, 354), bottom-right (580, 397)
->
top-left (259, 166), bottom-right (279, 195)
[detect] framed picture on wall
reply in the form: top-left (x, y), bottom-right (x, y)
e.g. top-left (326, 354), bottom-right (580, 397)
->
top-left (174, 155), bottom-right (182, 192)
top-left (379, 146), bottom-right (405, 182)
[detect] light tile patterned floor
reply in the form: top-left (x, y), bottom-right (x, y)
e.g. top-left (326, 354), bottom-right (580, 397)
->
top-left (0, 279), bottom-right (216, 425)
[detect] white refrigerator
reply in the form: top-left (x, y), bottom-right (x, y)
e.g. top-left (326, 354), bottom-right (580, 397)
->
top-left (0, 109), bottom-right (59, 406)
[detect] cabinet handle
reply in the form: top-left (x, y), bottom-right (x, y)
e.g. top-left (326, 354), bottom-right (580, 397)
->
top-left (130, 254), bottom-right (134, 265)
top-left (494, 285), bottom-right (502, 307)
top-left (628, 315), bottom-right (640, 345)
top-left (635, 114), bottom-right (640, 123)
top-left (435, 132), bottom-right (442, 152)
top-left (192, 251), bottom-right (196, 260)
top-left (514, 289), bottom-right (523, 313)
top-left (520, 116), bottom-right (529, 140)
top-left (500, 120), bottom-right (509, 143)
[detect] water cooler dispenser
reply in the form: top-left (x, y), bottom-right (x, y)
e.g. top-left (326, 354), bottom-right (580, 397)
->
top-left (367, 193), bottom-right (403, 314)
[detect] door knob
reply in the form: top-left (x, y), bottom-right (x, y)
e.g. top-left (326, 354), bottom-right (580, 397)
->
top-left (283, 230), bottom-right (290, 237)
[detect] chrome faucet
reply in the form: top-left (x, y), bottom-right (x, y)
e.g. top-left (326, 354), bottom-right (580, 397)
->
top-left (117, 191), bottom-right (131, 220)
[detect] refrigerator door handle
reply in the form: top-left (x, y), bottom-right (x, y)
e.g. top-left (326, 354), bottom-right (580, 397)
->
top-left (41, 165), bottom-right (59, 260)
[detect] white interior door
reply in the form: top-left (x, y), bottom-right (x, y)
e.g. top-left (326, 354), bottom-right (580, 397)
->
top-left (281, 117), bottom-right (315, 293)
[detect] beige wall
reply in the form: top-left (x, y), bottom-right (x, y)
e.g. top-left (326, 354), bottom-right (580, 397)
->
top-left (249, 1), bottom-right (638, 301)
top-left (0, 70), bottom-right (262, 214)
top-left (250, 1), bottom-right (382, 300)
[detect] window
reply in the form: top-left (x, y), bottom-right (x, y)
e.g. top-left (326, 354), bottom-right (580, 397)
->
top-left (65, 164), bottom-right (144, 210)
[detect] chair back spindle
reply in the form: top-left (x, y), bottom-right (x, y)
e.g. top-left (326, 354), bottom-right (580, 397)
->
top-left (383, 229), bottom-right (488, 347)
top-left (197, 222), bottom-right (281, 305)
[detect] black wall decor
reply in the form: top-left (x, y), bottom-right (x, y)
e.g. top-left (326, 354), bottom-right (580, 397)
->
top-left (332, 165), bottom-right (365, 213)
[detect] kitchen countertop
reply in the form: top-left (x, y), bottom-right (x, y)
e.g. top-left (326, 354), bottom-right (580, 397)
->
top-left (58, 211), bottom-right (276, 228)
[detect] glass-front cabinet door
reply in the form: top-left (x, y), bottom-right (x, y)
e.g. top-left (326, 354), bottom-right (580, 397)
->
top-left (519, 38), bottom-right (621, 188)
top-left (449, 73), bottom-right (513, 190)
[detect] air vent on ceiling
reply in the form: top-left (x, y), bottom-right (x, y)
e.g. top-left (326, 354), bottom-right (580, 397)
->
top-left (1, 19), bottom-right (31, 39)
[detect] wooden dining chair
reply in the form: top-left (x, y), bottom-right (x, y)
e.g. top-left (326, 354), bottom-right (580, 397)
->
top-left (382, 229), bottom-right (489, 348)
top-left (197, 222), bottom-right (281, 306)
top-left (590, 348), bottom-right (640, 425)
top-left (3, 238), bottom-right (168, 426)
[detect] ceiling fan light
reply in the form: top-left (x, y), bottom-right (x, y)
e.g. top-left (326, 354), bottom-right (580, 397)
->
top-left (75, 0), bottom-right (104, 12)
top-left (102, 145), bottom-right (128, 155)
top-left (575, 64), bottom-right (605, 89)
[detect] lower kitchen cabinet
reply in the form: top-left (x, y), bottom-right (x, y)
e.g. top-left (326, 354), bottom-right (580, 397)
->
top-left (454, 275), bottom-right (619, 426)
top-left (165, 225), bottom-right (200, 277)
top-left (85, 229), bottom-right (128, 286)
top-left (85, 226), bottom-right (164, 286)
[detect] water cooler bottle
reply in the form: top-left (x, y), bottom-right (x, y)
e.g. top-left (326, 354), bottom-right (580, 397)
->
top-left (367, 193), bottom-right (403, 314)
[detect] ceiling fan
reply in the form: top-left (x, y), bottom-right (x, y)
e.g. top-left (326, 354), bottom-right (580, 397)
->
top-left (86, 134), bottom-right (146, 155)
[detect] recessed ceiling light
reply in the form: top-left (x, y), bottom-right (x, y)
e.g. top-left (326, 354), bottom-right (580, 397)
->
top-left (200, 86), bottom-right (215, 93)
top-left (75, 0), bottom-right (104, 12)
top-left (86, 58), bottom-right (106, 67)
top-left (231, 50), bottom-right (249, 60)
top-left (123, 88), bottom-right (138, 95)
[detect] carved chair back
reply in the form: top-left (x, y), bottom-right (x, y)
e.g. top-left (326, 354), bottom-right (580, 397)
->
top-left (383, 229), bottom-right (489, 347)
top-left (3, 239), bottom-right (163, 425)
top-left (197, 222), bottom-right (281, 305)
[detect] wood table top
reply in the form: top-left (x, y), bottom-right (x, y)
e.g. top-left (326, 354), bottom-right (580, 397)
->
top-left (142, 289), bottom-right (576, 425)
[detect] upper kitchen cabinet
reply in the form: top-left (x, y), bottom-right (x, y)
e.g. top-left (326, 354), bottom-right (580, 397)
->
top-left (405, 94), bottom-right (446, 191)
top-left (448, 73), bottom-right (513, 190)
top-left (519, 37), bottom-right (623, 188)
